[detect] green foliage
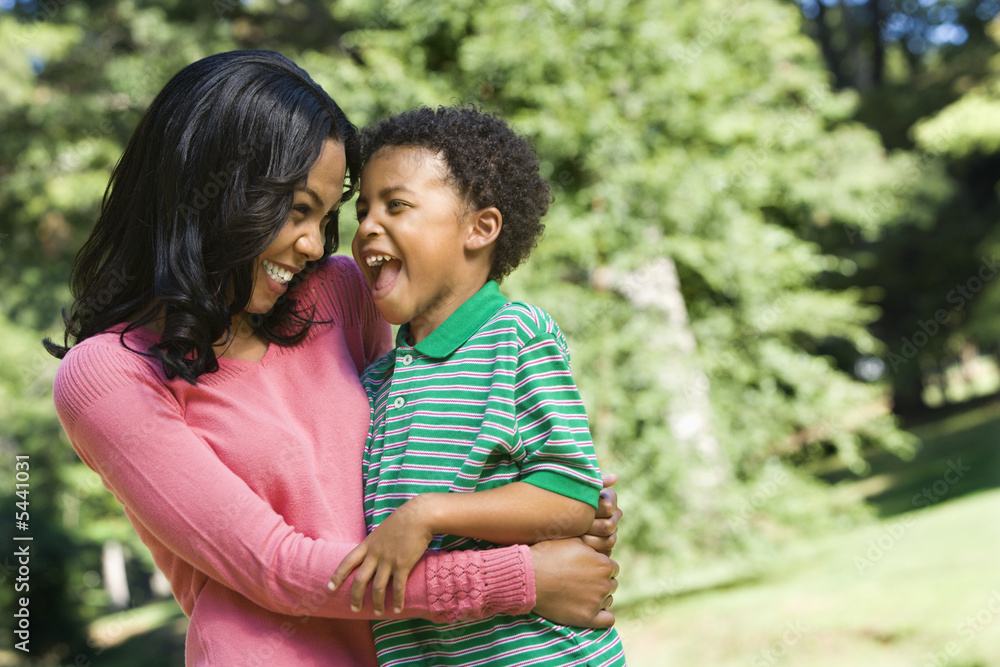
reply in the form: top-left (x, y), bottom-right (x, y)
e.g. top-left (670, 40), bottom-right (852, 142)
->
top-left (4, 0), bottom-right (985, 652)
top-left (912, 21), bottom-right (1000, 356)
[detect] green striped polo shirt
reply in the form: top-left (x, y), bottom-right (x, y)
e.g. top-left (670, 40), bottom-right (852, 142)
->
top-left (360, 281), bottom-right (626, 666)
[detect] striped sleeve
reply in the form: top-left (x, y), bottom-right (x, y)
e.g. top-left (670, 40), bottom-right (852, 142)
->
top-left (513, 328), bottom-right (603, 507)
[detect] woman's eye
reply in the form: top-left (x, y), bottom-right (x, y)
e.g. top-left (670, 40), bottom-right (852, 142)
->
top-left (294, 204), bottom-right (311, 216)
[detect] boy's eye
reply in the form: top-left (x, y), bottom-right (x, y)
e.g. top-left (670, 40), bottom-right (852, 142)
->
top-left (355, 207), bottom-right (368, 222)
top-left (387, 200), bottom-right (405, 211)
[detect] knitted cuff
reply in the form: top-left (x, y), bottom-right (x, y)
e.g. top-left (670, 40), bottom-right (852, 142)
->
top-left (426, 545), bottom-right (535, 623)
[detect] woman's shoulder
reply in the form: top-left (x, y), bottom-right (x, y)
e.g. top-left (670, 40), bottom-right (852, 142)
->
top-left (59, 327), bottom-right (161, 376)
top-left (293, 255), bottom-right (373, 328)
top-left (53, 329), bottom-right (165, 425)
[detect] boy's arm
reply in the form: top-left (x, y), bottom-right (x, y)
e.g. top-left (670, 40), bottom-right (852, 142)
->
top-left (327, 483), bottom-right (594, 614)
top-left (407, 482), bottom-right (595, 545)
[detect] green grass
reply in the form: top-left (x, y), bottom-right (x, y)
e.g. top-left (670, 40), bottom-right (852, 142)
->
top-left (617, 489), bottom-right (1000, 666)
top-left (616, 403), bottom-right (1000, 666)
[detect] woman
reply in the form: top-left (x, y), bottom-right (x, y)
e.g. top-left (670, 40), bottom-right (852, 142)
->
top-left (46, 50), bottom-right (620, 665)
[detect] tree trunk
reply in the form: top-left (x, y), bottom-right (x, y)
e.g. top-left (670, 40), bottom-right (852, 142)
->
top-left (869, 0), bottom-right (885, 85)
top-left (842, 0), bottom-right (870, 90)
top-left (102, 539), bottom-right (130, 611)
top-left (816, 1), bottom-right (848, 89)
top-left (615, 256), bottom-right (732, 512)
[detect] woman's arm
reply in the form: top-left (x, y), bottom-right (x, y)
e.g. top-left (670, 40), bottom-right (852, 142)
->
top-left (330, 482), bottom-right (594, 613)
top-left (53, 344), bottom-right (533, 624)
top-left (331, 478), bottom-right (623, 617)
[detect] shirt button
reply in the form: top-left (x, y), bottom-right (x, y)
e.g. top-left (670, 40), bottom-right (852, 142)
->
top-left (401, 354), bottom-right (413, 366)
top-left (392, 397), bottom-right (405, 409)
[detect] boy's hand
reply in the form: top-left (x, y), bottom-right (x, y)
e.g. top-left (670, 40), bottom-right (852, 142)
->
top-left (328, 496), bottom-right (435, 614)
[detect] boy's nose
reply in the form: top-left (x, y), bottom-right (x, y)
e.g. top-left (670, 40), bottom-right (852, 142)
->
top-left (356, 212), bottom-right (381, 238)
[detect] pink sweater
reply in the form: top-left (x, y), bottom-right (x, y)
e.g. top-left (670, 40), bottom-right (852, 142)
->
top-left (52, 256), bottom-right (535, 666)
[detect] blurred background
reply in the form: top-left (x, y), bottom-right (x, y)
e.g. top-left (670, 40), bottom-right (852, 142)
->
top-left (1, 0), bottom-right (1000, 664)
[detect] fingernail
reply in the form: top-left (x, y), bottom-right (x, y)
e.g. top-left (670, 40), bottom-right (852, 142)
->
top-left (327, 581), bottom-right (336, 591)
top-left (351, 604), bottom-right (360, 612)
top-left (374, 609), bottom-right (383, 616)
top-left (394, 607), bottom-right (401, 613)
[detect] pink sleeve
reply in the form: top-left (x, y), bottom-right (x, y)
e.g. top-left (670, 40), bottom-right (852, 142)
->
top-left (53, 346), bottom-right (534, 622)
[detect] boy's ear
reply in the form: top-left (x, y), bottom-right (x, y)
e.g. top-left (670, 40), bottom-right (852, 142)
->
top-left (465, 206), bottom-right (502, 251)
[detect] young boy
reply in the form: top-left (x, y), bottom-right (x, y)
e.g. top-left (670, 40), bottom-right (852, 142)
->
top-left (330, 106), bottom-right (626, 666)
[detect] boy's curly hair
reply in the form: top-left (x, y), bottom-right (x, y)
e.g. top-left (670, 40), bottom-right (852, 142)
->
top-left (361, 105), bottom-right (551, 283)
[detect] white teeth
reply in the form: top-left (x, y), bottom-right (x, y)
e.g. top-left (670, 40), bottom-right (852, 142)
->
top-left (365, 254), bottom-right (395, 267)
top-left (262, 259), bottom-right (293, 284)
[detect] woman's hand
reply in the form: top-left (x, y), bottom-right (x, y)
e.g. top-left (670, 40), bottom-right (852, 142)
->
top-left (582, 473), bottom-right (621, 557)
top-left (529, 537), bottom-right (619, 628)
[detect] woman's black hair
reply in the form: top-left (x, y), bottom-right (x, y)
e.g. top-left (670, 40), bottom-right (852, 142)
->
top-left (44, 50), bottom-right (361, 383)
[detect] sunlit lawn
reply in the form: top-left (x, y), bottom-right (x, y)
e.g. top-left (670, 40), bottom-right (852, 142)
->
top-left (616, 403), bottom-right (1000, 666)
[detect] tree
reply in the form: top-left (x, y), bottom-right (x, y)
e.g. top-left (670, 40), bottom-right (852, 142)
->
top-left (793, 0), bottom-right (1000, 417)
top-left (913, 18), bottom-right (1000, 372)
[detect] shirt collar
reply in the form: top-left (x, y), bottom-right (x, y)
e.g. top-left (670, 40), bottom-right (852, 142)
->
top-left (396, 281), bottom-right (509, 359)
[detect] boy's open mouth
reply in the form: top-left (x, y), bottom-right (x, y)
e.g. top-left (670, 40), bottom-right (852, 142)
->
top-left (365, 253), bottom-right (403, 292)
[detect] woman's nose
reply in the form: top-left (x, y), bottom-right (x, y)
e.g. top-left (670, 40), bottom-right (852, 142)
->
top-left (296, 222), bottom-right (325, 261)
